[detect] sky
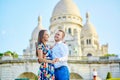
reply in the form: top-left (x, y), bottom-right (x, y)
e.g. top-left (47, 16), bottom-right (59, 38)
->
top-left (0, 0), bottom-right (120, 56)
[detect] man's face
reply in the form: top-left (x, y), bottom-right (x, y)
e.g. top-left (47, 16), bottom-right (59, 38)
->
top-left (54, 31), bottom-right (63, 42)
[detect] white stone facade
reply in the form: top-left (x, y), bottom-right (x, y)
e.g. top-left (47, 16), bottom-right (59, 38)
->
top-left (23, 0), bottom-right (108, 57)
top-left (23, 16), bottom-right (44, 57)
top-left (48, 0), bottom-right (108, 57)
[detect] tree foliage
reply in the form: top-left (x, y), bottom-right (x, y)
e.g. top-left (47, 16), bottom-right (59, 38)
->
top-left (4, 51), bottom-right (12, 56)
top-left (104, 53), bottom-right (117, 57)
top-left (12, 52), bottom-right (18, 58)
top-left (1, 51), bottom-right (18, 58)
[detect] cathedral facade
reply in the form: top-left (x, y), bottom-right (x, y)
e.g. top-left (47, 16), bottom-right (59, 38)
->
top-left (23, 0), bottom-right (108, 57)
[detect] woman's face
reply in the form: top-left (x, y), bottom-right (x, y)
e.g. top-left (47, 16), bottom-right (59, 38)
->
top-left (43, 31), bottom-right (49, 42)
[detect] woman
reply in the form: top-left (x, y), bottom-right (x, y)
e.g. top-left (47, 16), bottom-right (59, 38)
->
top-left (36, 30), bottom-right (55, 80)
top-left (93, 68), bottom-right (97, 80)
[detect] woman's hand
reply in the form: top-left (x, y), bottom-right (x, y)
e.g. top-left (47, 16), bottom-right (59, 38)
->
top-left (50, 45), bottom-right (55, 49)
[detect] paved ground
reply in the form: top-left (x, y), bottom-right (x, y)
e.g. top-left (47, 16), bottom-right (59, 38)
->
top-left (96, 76), bottom-right (102, 80)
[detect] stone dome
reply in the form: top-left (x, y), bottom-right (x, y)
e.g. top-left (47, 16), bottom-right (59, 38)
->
top-left (52, 0), bottom-right (81, 17)
top-left (81, 12), bottom-right (98, 37)
top-left (31, 16), bottom-right (44, 40)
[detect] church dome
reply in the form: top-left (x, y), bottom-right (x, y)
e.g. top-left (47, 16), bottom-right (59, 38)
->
top-left (81, 12), bottom-right (98, 38)
top-left (52, 0), bottom-right (81, 17)
top-left (31, 16), bottom-right (44, 40)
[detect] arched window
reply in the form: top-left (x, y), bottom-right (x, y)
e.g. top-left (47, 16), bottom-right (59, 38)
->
top-left (58, 17), bottom-right (61, 19)
top-left (69, 50), bottom-right (71, 56)
top-left (68, 28), bottom-right (71, 34)
top-left (86, 39), bottom-right (89, 45)
top-left (54, 18), bottom-right (56, 20)
top-left (68, 16), bottom-right (71, 18)
top-left (63, 16), bottom-right (66, 18)
top-left (86, 39), bottom-right (91, 45)
top-left (73, 17), bottom-right (76, 19)
top-left (87, 53), bottom-right (92, 57)
top-left (68, 44), bottom-right (71, 46)
top-left (89, 39), bottom-right (91, 44)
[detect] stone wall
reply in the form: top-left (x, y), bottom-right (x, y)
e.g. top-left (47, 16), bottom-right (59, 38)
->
top-left (0, 59), bottom-right (39, 80)
top-left (68, 61), bottom-right (120, 80)
top-left (0, 59), bottom-right (120, 80)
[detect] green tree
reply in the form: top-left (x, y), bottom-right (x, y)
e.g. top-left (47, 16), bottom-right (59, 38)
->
top-left (104, 53), bottom-right (117, 57)
top-left (12, 52), bottom-right (18, 58)
top-left (4, 51), bottom-right (12, 56)
top-left (106, 72), bottom-right (112, 79)
top-left (3, 51), bottom-right (18, 58)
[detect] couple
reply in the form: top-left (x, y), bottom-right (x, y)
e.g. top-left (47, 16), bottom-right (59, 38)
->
top-left (36, 30), bottom-right (69, 80)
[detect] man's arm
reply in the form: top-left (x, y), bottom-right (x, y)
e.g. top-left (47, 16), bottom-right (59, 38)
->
top-left (59, 55), bottom-right (68, 62)
top-left (57, 44), bottom-right (69, 62)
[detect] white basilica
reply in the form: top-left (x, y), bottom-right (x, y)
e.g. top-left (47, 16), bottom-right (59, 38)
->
top-left (23, 0), bottom-right (108, 57)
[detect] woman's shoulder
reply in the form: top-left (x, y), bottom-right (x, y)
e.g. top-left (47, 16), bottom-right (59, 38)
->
top-left (38, 42), bottom-right (43, 45)
top-left (37, 42), bottom-right (44, 49)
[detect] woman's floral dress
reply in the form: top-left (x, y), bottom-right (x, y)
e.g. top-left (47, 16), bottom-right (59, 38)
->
top-left (37, 43), bottom-right (55, 80)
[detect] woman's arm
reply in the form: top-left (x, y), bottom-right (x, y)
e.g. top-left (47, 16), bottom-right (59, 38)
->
top-left (37, 49), bottom-right (55, 63)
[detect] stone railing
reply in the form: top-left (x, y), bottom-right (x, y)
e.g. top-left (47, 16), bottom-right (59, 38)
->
top-left (68, 56), bottom-right (120, 61)
top-left (0, 55), bottom-right (120, 62)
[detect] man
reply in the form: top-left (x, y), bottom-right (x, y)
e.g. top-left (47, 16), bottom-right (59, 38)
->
top-left (52, 30), bottom-right (69, 80)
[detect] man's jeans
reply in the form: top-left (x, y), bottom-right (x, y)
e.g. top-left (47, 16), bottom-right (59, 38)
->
top-left (55, 66), bottom-right (69, 80)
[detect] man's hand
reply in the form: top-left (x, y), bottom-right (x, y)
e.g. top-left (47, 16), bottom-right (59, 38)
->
top-left (52, 58), bottom-right (59, 64)
top-left (54, 58), bottom-right (59, 62)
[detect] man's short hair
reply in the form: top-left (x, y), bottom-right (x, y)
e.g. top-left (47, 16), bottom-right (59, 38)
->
top-left (58, 30), bottom-right (65, 38)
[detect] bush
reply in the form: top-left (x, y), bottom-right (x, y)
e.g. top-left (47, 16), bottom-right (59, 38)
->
top-left (4, 51), bottom-right (12, 56)
top-left (107, 78), bottom-right (120, 80)
top-left (106, 72), bottom-right (112, 79)
top-left (12, 52), bottom-right (18, 58)
top-left (15, 78), bottom-right (29, 80)
top-left (0, 53), bottom-right (3, 56)
top-left (104, 54), bottom-right (117, 57)
top-left (3, 51), bottom-right (18, 58)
